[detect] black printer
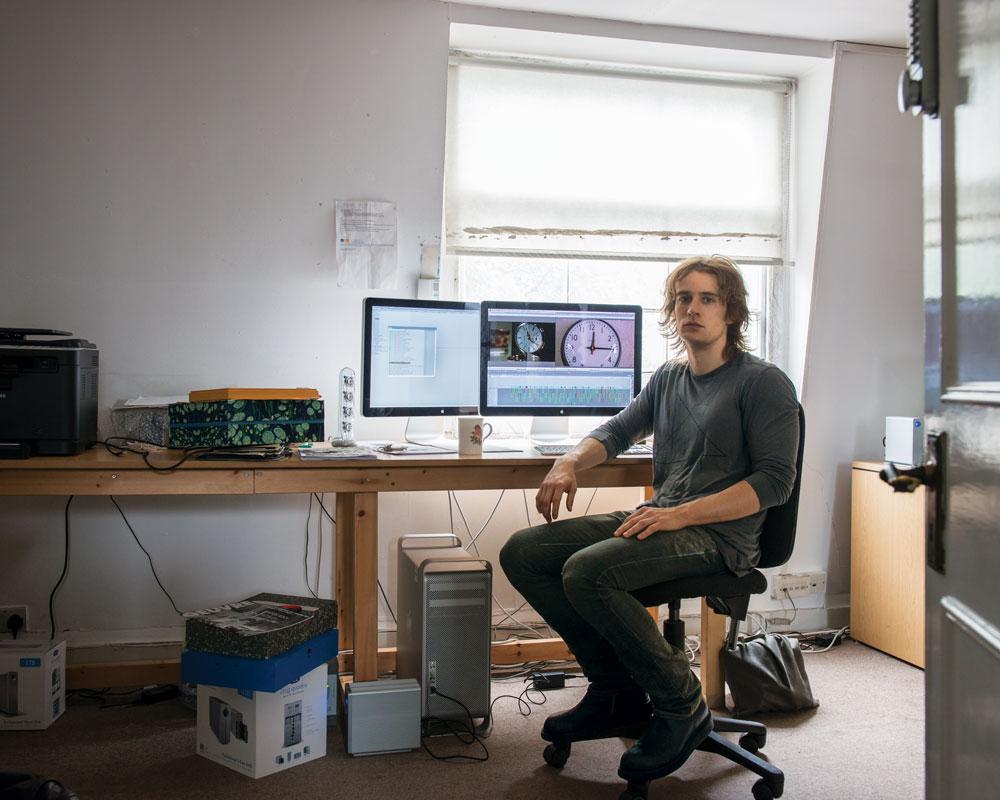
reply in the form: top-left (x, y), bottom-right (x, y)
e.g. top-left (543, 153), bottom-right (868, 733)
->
top-left (0, 328), bottom-right (99, 458)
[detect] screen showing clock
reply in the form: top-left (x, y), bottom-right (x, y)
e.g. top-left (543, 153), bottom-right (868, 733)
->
top-left (481, 302), bottom-right (642, 416)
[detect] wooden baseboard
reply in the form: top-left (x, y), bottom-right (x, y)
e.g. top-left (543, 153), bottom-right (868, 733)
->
top-left (67, 659), bottom-right (181, 690)
top-left (67, 638), bottom-right (575, 690)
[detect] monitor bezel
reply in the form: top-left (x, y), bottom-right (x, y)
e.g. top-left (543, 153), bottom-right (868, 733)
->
top-left (480, 300), bottom-right (643, 417)
top-left (362, 297), bottom-right (482, 418)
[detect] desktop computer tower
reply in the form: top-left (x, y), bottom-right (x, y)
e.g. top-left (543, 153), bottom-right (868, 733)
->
top-left (396, 534), bottom-right (492, 726)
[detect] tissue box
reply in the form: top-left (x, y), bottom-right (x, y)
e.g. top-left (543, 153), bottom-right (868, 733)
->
top-left (196, 663), bottom-right (328, 778)
top-left (110, 402), bottom-right (170, 446)
top-left (169, 399), bottom-right (324, 448)
top-left (0, 639), bottom-right (66, 731)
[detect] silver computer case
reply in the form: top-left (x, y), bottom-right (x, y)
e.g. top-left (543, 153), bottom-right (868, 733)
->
top-left (395, 534), bottom-right (492, 730)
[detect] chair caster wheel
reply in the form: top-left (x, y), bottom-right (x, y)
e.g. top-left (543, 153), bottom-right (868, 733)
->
top-left (752, 778), bottom-right (778, 800)
top-left (618, 780), bottom-right (649, 800)
top-left (543, 742), bottom-right (570, 768)
top-left (740, 732), bottom-right (765, 753)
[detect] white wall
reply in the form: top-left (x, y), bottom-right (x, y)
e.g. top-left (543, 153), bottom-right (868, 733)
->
top-left (788, 60), bottom-right (835, 391)
top-left (793, 43), bottom-right (924, 610)
top-left (0, 0), bottom-right (640, 649)
top-left (0, 0), bottom-right (454, 641)
top-left (0, 3), bottom-right (924, 650)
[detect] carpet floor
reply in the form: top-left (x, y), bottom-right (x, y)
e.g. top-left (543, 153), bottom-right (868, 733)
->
top-left (0, 639), bottom-right (923, 799)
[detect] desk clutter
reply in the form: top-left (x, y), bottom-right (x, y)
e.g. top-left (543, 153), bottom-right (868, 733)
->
top-left (170, 388), bottom-right (323, 448)
top-left (111, 388), bottom-right (325, 449)
top-left (180, 593), bottom-right (337, 779)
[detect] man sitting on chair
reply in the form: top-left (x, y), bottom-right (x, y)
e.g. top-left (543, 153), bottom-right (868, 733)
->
top-left (500, 255), bottom-right (799, 777)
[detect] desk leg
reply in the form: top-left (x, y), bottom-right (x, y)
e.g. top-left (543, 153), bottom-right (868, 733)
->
top-left (699, 597), bottom-right (727, 710)
top-left (351, 492), bottom-right (379, 682)
top-left (335, 494), bottom-right (356, 655)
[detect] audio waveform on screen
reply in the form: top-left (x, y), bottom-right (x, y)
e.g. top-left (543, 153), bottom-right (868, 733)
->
top-left (497, 385), bottom-right (632, 406)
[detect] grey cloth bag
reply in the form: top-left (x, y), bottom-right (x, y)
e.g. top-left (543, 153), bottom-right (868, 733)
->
top-left (722, 633), bottom-right (819, 716)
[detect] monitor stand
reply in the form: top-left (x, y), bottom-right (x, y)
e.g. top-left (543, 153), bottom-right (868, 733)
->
top-left (401, 416), bottom-right (521, 454)
top-left (402, 417), bottom-right (454, 450)
top-left (529, 416), bottom-right (572, 444)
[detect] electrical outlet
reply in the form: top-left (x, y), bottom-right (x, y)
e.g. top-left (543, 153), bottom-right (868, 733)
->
top-left (427, 660), bottom-right (437, 689)
top-left (0, 605), bottom-right (28, 635)
top-left (770, 572), bottom-right (827, 600)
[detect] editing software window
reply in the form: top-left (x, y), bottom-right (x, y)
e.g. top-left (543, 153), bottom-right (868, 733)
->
top-left (366, 302), bottom-right (480, 414)
top-left (484, 307), bottom-right (638, 413)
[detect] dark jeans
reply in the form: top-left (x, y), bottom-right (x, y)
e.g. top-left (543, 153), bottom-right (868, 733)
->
top-left (499, 511), bottom-right (727, 718)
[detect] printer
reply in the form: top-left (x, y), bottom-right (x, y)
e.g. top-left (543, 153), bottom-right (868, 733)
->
top-left (0, 328), bottom-right (99, 458)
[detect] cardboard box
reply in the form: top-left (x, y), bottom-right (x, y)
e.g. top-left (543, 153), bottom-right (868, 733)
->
top-left (169, 398), bottom-right (324, 448)
top-left (0, 639), bottom-right (66, 731)
top-left (196, 663), bottom-right (327, 778)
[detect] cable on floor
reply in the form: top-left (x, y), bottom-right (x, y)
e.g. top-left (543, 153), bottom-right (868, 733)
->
top-left (421, 687), bottom-right (490, 763)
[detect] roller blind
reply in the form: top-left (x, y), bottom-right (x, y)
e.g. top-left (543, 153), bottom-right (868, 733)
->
top-left (445, 57), bottom-right (791, 260)
top-left (443, 55), bottom-right (792, 363)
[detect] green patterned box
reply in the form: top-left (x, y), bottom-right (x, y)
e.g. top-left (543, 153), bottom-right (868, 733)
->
top-left (168, 398), bottom-right (324, 447)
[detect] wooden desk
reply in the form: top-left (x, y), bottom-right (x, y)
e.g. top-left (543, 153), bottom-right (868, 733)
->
top-left (0, 448), bottom-right (727, 705)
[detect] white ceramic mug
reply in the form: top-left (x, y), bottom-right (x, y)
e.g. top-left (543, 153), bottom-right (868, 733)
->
top-left (457, 416), bottom-right (493, 455)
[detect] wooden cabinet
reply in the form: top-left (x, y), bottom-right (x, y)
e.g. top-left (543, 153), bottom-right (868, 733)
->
top-left (850, 461), bottom-right (925, 668)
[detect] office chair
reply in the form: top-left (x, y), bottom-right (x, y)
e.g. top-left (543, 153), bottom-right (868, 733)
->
top-left (542, 404), bottom-right (805, 800)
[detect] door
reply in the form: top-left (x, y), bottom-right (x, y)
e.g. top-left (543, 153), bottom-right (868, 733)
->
top-left (904, 0), bottom-right (1000, 796)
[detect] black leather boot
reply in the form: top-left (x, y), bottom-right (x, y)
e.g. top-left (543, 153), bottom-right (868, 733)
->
top-left (541, 684), bottom-right (651, 743)
top-left (617, 697), bottom-right (713, 779)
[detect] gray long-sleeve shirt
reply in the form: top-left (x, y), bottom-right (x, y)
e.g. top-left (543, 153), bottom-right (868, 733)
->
top-left (589, 352), bottom-right (799, 576)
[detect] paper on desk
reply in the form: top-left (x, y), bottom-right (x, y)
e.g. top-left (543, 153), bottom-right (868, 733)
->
top-left (298, 443), bottom-right (378, 460)
top-left (122, 395), bottom-right (188, 408)
top-left (335, 199), bottom-right (397, 288)
top-left (376, 443), bottom-right (454, 455)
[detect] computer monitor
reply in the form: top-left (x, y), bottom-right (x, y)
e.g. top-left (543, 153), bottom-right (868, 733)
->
top-left (480, 301), bottom-right (642, 418)
top-left (362, 297), bottom-right (481, 417)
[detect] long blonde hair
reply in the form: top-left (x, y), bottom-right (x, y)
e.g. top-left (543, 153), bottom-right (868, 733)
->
top-left (659, 255), bottom-right (751, 360)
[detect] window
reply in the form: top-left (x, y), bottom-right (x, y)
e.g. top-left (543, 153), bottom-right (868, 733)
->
top-left (442, 54), bottom-right (792, 374)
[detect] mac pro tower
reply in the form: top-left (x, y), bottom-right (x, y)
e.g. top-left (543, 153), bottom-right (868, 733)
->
top-left (395, 534), bottom-right (491, 732)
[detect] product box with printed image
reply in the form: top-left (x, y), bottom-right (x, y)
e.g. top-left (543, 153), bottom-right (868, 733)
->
top-left (196, 662), bottom-right (327, 778)
top-left (0, 639), bottom-right (66, 731)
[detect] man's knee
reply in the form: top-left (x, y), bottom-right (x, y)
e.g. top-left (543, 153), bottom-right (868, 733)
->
top-left (499, 525), bottom-right (541, 579)
top-left (561, 548), bottom-right (605, 600)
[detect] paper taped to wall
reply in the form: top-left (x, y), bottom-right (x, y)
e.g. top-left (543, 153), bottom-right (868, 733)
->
top-left (336, 199), bottom-right (397, 288)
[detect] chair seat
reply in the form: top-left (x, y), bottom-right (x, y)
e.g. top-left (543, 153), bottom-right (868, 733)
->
top-left (631, 568), bottom-right (768, 607)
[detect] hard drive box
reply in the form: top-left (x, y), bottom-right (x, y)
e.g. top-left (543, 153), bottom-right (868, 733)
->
top-left (196, 662), bottom-right (327, 778)
top-left (0, 639), bottom-right (66, 730)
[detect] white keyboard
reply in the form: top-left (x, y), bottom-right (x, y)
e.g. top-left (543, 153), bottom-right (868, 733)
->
top-left (534, 442), bottom-right (652, 456)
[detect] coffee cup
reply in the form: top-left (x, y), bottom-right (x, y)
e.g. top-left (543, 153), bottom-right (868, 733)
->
top-left (458, 416), bottom-right (493, 455)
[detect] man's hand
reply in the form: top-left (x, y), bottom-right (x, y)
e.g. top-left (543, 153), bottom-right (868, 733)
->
top-left (536, 458), bottom-right (578, 523)
top-left (614, 481), bottom-right (763, 540)
top-left (613, 506), bottom-right (687, 540)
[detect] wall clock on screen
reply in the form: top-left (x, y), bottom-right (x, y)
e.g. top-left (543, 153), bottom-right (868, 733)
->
top-left (562, 319), bottom-right (621, 367)
top-left (515, 322), bottom-right (544, 361)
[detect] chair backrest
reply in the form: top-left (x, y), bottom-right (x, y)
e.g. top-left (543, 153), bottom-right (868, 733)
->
top-left (756, 403), bottom-right (805, 570)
